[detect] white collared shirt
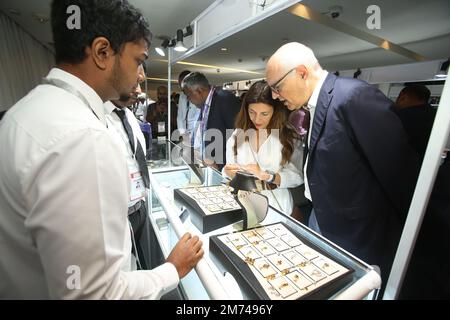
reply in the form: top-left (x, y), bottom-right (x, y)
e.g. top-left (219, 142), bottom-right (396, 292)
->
top-left (177, 92), bottom-right (199, 135)
top-left (0, 68), bottom-right (178, 299)
top-left (304, 70), bottom-right (328, 201)
top-left (104, 102), bottom-right (147, 207)
top-left (193, 88), bottom-right (215, 154)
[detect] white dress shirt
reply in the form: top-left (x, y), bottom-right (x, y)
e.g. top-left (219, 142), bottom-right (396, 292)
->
top-left (193, 88), bottom-right (215, 154)
top-left (223, 130), bottom-right (303, 215)
top-left (104, 102), bottom-right (147, 207)
top-left (0, 68), bottom-right (178, 299)
top-left (176, 92), bottom-right (199, 135)
top-left (303, 70), bottom-right (328, 201)
top-left (134, 98), bottom-right (154, 122)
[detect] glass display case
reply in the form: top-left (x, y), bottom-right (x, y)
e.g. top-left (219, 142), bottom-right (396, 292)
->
top-left (147, 140), bottom-right (381, 300)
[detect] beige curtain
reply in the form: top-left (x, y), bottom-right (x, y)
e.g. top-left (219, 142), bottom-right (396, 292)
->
top-left (0, 10), bottom-right (55, 110)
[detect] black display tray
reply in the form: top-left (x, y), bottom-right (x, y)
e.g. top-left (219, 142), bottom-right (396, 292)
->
top-left (210, 222), bottom-right (354, 300)
top-left (174, 187), bottom-right (243, 233)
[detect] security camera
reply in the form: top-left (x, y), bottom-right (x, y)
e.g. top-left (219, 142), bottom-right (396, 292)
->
top-left (327, 5), bottom-right (343, 19)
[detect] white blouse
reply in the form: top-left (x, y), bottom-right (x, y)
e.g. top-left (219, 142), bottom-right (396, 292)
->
top-left (223, 130), bottom-right (304, 215)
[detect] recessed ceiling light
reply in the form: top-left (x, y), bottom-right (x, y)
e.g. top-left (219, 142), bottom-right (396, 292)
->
top-left (220, 48), bottom-right (228, 51)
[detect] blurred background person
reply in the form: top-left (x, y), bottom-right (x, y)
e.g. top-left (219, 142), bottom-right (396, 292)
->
top-left (394, 84), bottom-right (436, 160)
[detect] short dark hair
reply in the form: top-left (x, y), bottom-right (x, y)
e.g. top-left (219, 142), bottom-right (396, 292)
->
top-left (400, 85), bottom-right (431, 103)
top-left (178, 70), bottom-right (191, 83)
top-left (181, 72), bottom-right (210, 90)
top-left (51, 0), bottom-right (152, 64)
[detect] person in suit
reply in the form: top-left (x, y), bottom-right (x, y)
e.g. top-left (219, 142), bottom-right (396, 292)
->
top-left (181, 72), bottom-right (241, 170)
top-left (266, 42), bottom-right (421, 289)
top-left (394, 84), bottom-right (437, 160)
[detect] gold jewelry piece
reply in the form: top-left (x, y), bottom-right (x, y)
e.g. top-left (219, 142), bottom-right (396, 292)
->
top-left (277, 260), bottom-right (283, 265)
top-left (278, 282), bottom-right (289, 290)
top-left (261, 263), bottom-right (270, 269)
top-left (245, 257), bottom-right (255, 265)
top-left (266, 274), bottom-right (275, 280)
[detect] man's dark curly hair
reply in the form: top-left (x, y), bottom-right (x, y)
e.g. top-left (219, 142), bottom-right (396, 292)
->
top-left (51, 0), bottom-right (152, 64)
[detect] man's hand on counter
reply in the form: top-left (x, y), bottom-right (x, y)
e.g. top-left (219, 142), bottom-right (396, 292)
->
top-left (166, 232), bottom-right (204, 279)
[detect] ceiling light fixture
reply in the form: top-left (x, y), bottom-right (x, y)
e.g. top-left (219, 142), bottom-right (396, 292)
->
top-left (152, 59), bottom-right (263, 75)
top-left (155, 39), bottom-right (170, 57)
top-left (174, 25), bottom-right (193, 52)
top-left (435, 58), bottom-right (449, 78)
top-left (221, 48), bottom-right (228, 51)
top-left (32, 13), bottom-right (49, 23)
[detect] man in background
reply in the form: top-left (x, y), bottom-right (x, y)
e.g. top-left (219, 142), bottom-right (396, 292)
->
top-left (182, 72), bottom-right (240, 170)
top-left (146, 85), bottom-right (169, 139)
top-left (395, 84), bottom-right (437, 160)
top-left (104, 65), bottom-right (151, 270)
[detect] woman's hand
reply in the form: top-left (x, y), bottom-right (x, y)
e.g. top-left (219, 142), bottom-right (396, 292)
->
top-left (223, 164), bottom-right (241, 179)
top-left (242, 164), bottom-right (271, 181)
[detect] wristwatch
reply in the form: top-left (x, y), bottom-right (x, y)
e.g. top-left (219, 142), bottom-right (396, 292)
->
top-left (265, 171), bottom-right (276, 184)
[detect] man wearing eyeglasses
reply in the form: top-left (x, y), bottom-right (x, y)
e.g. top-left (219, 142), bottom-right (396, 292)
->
top-left (266, 42), bottom-right (420, 291)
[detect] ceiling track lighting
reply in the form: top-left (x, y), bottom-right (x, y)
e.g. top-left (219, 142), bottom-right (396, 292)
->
top-left (435, 58), bottom-right (449, 78)
top-left (155, 25), bottom-right (193, 56)
top-left (174, 25), bottom-right (193, 52)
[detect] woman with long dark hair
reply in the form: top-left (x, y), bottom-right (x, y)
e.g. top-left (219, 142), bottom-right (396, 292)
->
top-left (223, 80), bottom-right (303, 215)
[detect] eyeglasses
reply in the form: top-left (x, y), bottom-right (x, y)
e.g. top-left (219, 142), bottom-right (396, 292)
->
top-left (269, 68), bottom-right (296, 94)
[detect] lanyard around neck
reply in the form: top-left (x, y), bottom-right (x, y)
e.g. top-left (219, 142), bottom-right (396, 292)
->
top-left (42, 77), bottom-right (105, 125)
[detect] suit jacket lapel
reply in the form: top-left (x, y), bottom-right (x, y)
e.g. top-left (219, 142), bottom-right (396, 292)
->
top-left (206, 88), bottom-right (217, 131)
top-left (308, 73), bottom-right (337, 158)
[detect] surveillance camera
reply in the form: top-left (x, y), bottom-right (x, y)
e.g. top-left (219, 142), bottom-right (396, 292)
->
top-left (328, 5), bottom-right (343, 19)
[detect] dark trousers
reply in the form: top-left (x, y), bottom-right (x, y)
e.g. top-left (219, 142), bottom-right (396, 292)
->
top-left (128, 201), bottom-right (151, 270)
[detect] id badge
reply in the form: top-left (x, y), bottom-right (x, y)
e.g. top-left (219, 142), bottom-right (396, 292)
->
top-left (130, 171), bottom-right (146, 201)
top-left (158, 121), bottom-right (166, 133)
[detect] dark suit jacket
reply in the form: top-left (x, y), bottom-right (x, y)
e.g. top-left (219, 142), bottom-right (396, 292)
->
top-left (306, 74), bottom-right (420, 283)
top-left (204, 88), bottom-right (241, 169)
top-left (394, 104), bottom-right (437, 160)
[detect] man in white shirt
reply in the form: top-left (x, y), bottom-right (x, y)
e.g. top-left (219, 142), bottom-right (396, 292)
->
top-left (105, 65), bottom-right (152, 270)
top-left (0, 0), bottom-right (203, 299)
